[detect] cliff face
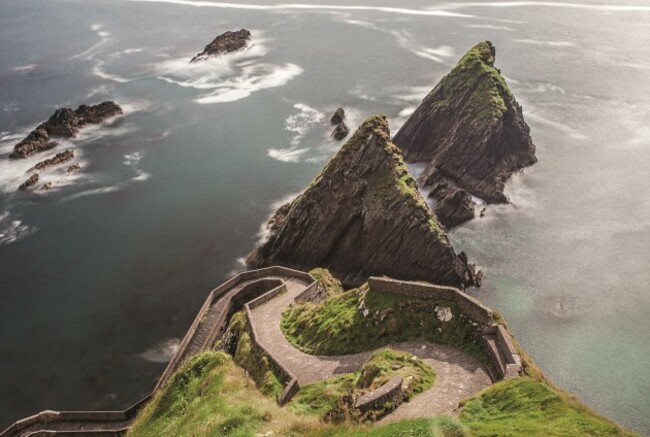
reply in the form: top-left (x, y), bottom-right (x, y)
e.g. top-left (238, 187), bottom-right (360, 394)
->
top-left (247, 115), bottom-right (480, 288)
top-left (393, 41), bottom-right (536, 211)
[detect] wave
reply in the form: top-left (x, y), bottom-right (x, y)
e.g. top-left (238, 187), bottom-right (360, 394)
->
top-left (12, 64), bottom-right (39, 73)
top-left (92, 61), bottom-right (131, 83)
top-left (515, 39), bottom-right (575, 47)
top-left (153, 34), bottom-right (302, 104)
top-left (267, 147), bottom-right (310, 163)
top-left (72, 24), bottom-right (112, 60)
top-left (0, 211), bottom-right (37, 246)
top-left (389, 30), bottom-right (455, 64)
top-left (285, 103), bottom-right (324, 146)
top-left (124, 0), bottom-right (475, 18)
top-left (432, 1), bottom-right (650, 13)
top-left (466, 24), bottom-right (515, 31)
top-left (255, 191), bottom-right (302, 244)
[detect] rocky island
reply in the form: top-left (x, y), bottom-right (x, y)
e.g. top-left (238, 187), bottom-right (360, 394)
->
top-left (10, 101), bottom-right (122, 159)
top-left (190, 29), bottom-right (251, 63)
top-left (330, 107), bottom-right (349, 140)
top-left (394, 41), bottom-right (537, 227)
top-left (246, 115), bottom-right (481, 288)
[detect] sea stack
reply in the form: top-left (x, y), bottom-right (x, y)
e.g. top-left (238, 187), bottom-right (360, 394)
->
top-left (247, 115), bottom-right (481, 288)
top-left (190, 29), bottom-right (251, 63)
top-left (10, 101), bottom-right (122, 159)
top-left (393, 41), bottom-right (536, 225)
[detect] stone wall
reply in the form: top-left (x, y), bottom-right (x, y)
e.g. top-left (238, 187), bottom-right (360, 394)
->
top-left (368, 277), bottom-right (493, 325)
top-left (354, 377), bottom-right (404, 413)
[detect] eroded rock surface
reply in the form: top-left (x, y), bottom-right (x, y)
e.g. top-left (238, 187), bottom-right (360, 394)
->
top-left (27, 149), bottom-right (74, 173)
top-left (10, 101), bottom-right (122, 159)
top-left (190, 29), bottom-right (251, 63)
top-left (394, 41), bottom-right (536, 219)
top-left (19, 173), bottom-right (39, 191)
top-left (247, 115), bottom-right (480, 288)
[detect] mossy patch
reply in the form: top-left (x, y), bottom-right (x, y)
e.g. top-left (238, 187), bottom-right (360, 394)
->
top-left (281, 283), bottom-right (487, 366)
top-left (310, 268), bottom-right (344, 296)
top-left (290, 349), bottom-right (435, 421)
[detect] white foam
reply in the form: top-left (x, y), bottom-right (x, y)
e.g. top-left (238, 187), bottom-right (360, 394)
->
top-left (72, 24), bottom-right (112, 60)
top-left (285, 103), bottom-right (324, 146)
top-left (125, 0), bottom-right (475, 17)
top-left (432, 1), bottom-right (650, 13)
top-left (139, 338), bottom-right (180, 363)
top-left (255, 191), bottom-right (302, 244)
top-left (92, 61), bottom-right (131, 83)
top-left (466, 24), bottom-right (515, 31)
top-left (267, 147), bottom-right (310, 163)
top-left (12, 64), bottom-right (38, 73)
top-left (515, 39), bottom-right (575, 47)
top-left (525, 109), bottom-right (587, 140)
top-left (389, 30), bottom-right (455, 64)
top-left (194, 63), bottom-right (303, 104)
top-left (0, 211), bottom-right (37, 246)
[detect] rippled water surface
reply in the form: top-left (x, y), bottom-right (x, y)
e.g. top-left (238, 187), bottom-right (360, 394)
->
top-left (0, 0), bottom-right (649, 433)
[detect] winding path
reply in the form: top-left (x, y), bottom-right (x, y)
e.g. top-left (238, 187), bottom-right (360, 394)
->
top-left (250, 277), bottom-right (492, 420)
top-left (2, 268), bottom-right (493, 436)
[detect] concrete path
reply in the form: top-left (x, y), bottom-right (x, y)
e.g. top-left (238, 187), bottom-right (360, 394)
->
top-left (250, 278), bottom-right (492, 419)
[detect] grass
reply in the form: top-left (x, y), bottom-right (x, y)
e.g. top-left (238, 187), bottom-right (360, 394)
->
top-left (226, 311), bottom-right (284, 399)
top-left (289, 349), bottom-right (436, 420)
top-left (281, 282), bottom-right (487, 365)
top-left (129, 351), bottom-right (465, 437)
top-left (310, 268), bottom-right (344, 296)
top-left (460, 378), bottom-right (638, 437)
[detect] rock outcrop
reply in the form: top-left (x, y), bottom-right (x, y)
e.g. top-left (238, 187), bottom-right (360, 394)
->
top-left (330, 108), bottom-right (349, 141)
top-left (393, 41), bottom-right (536, 223)
top-left (247, 115), bottom-right (480, 288)
top-left (10, 102), bottom-right (122, 159)
top-left (27, 149), bottom-right (74, 173)
top-left (19, 173), bottom-right (39, 191)
top-left (190, 29), bottom-right (251, 63)
top-left (424, 169), bottom-right (475, 228)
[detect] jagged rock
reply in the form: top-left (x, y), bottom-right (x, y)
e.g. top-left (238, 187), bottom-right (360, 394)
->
top-left (27, 149), bottom-right (74, 173)
top-left (332, 122), bottom-right (350, 141)
top-left (480, 208), bottom-right (486, 218)
top-left (19, 173), bottom-right (39, 191)
top-left (330, 108), bottom-right (346, 125)
top-left (247, 115), bottom-right (480, 288)
top-left (67, 163), bottom-right (82, 173)
top-left (10, 101), bottom-right (122, 159)
top-left (393, 41), bottom-right (536, 204)
top-left (424, 168), bottom-right (474, 228)
top-left (190, 29), bottom-right (251, 63)
top-left (40, 182), bottom-right (53, 191)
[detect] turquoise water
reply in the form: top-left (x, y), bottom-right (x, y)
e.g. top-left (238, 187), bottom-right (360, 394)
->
top-left (0, 0), bottom-right (649, 433)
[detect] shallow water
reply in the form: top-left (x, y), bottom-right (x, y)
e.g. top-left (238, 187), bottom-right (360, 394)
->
top-left (0, 0), bottom-right (649, 433)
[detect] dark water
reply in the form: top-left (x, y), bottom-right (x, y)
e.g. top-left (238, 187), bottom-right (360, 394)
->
top-left (0, 0), bottom-right (648, 434)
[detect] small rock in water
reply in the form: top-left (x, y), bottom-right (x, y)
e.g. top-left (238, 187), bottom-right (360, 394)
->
top-left (18, 173), bottom-right (39, 191)
top-left (40, 182), bottom-right (53, 191)
top-left (67, 163), bottom-right (82, 173)
top-left (190, 29), bottom-right (251, 63)
top-left (332, 122), bottom-right (349, 141)
top-left (330, 107), bottom-right (346, 125)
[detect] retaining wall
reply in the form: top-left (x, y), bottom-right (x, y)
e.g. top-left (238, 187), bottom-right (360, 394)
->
top-left (354, 377), bottom-right (404, 413)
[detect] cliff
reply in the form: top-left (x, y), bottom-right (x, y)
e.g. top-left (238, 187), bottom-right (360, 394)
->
top-left (246, 115), bottom-right (480, 288)
top-left (10, 101), bottom-right (122, 159)
top-left (393, 41), bottom-right (536, 223)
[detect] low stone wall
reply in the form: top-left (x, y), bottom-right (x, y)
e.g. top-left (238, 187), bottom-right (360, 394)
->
top-left (367, 276), bottom-right (521, 381)
top-left (367, 277), bottom-right (493, 325)
top-left (354, 377), bottom-right (404, 413)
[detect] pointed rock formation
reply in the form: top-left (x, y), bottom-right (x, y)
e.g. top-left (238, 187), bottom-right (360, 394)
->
top-left (247, 115), bottom-right (480, 288)
top-left (393, 41), bottom-right (536, 216)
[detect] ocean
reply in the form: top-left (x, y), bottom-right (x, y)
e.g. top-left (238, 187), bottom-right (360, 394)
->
top-left (0, 0), bottom-right (649, 433)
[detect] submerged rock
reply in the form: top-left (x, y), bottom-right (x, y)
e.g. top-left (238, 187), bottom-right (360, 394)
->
top-left (424, 169), bottom-right (475, 228)
top-left (10, 101), bottom-right (122, 159)
top-left (18, 173), bottom-right (39, 191)
top-left (330, 107), bottom-right (346, 125)
top-left (394, 41), bottom-right (536, 207)
top-left (27, 149), bottom-right (74, 173)
top-left (190, 29), bottom-right (251, 63)
top-left (247, 115), bottom-right (480, 288)
top-left (67, 163), bottom-right (82, 173)
top-left (331, 122), bottom-right (350, 141)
